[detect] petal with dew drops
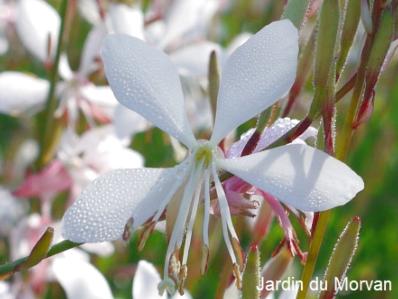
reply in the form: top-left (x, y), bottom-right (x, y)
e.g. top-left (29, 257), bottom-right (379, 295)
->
top-left (16, 0), bottom-right (60, 62)
top-left (0, 72), bottom-right (48, 114)
top-left (62, 162), bottom-right (190, 243)
top-left (217, 144), bottom-right (364, 212)
top-left (211, 20), bottom-right (299, 143)
top-left (101, 34), bottom-right (197, 148)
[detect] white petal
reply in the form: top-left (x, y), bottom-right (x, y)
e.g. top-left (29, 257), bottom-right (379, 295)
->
top-left (78, 24), bottom-right (108, 77)
top-left (52, 255), bottom-right (113, 299)
top-left (132, 261), bottom-right (165, 299)
top-left (0, 72), bottom-right (48, 114)
top-left (113, 104), bottom-right (150, 138)
top-left (107, 4), bottom-right (144, 39)
top-left (62, 162), bottom-right (190, 242)
top-left (0, 281), bottom-right (13, 299)
top-left (217, 144), bottom-right (364, 212)
top-left (170, 41), bottom-right (222, 77)
top-left (0, 35), bottom-right (8, 55)
top-left (160, 0), bottom-right (218, 47)
top-left (78, 0), bottom-right (101, 25)
top-left (80, 84), bottom-right (118, 108)
top-left (0, 188), bottom-right (26, 237)
top-left (81, 242), bottom-right (115, 257)
top-left (16, 0), bottom-right (60, 62)
top-left (223, 282), bottom-right (240, 299)
top-left (211, 20), bottom-right (299, 143)
top-left (101, 34), bottom-right (197, 148)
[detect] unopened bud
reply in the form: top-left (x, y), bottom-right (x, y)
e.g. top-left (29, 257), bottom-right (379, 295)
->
top-left (208, 50), bottom-right (220, 123)
top-left (361, 0), bottom-right (373, 34)
top-left (242, 245), bottom-right (260, 299)
top-left (20, 227), bottom-right (54, 270)
top-left (320, 216), bottom-right (361, 299)
top-left (282, 0), bottom-right (311, 29)
top-left (336, 0), bottom-right (361, 78)
top-left (260, 247), bottom-right (293, 298)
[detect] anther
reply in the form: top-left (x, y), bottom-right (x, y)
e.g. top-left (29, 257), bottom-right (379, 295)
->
top-left (201, 245), bottom-right (210, 274)
top-left (122, 217), bottom-right (134, 241)
top-left (233, 263), bottom-right (242, 289)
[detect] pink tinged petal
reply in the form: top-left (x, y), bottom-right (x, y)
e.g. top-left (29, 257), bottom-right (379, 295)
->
top-left (132, 261), bottom-right (165, 299)
top-left (52, 256), bottom-right (113, 299)
top-left (0, 72), bottom-right (48, 114)
top-left (217, 144), bottom-right (364, 212)
top-left (101, 34), bottom-right (197, 148)
top-left (226, 118), bottom-right (317, 158)
top-left (62, 162), bottom-right (190, 243)
top-left (16, 0), bottom-right (60, 62)
top-left (210, 20), bottom-right (299, 144)
top-left (108, 4), bottom-right (144, 39)
top-left (13, 160), bottom-right (72, 200)
top-left (170, 41), bottom-right (222, 77)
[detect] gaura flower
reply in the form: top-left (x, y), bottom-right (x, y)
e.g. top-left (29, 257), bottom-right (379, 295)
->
top-left (133, 260), bottom-right (191, 299)
top-left (62, 20), bottom-right (364, 294)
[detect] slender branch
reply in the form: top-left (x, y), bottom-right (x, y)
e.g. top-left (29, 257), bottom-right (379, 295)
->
top-left (0, 240), bottom-right (80, 277)
top-left (36, 0), bottom-right (68, 169)
top-left (296, 211), bottom-right (331, 299)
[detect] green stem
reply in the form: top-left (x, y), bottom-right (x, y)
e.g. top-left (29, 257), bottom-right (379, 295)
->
top-left (37, 0), bottom-right (68, 169)
top-left (0, 240), bottom-right (80, 276)
top-left (297, 210), bottom-right (331, 299)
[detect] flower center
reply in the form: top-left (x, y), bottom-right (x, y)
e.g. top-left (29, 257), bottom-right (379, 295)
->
top-left (193, 140), bottom-right (215, 168)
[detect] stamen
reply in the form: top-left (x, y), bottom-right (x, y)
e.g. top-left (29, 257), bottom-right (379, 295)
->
top-left (231, 237), bottom-right (244, 271)
top-left (178, 264), bottom-right (188, 295)
top-left (201, 245), bottom-right (209, 275)
top-left (137, 221), bottom-right (156, 251)
top-left (182, 177), bottom-right (203, 265)
top-left (232, 263), bottom-right (243, 289)
top-left (122, 217), bottom-right (134, 241)
top-left (163, 164), bottom-right (202, 280)
top-left (152, 167), bottom-right (190, 223)
top-left (203, 170), bottom-right (211, 247)
top-left (211, 163), bottom-right (238, 266)
top-left (212, 164), bottom-right (239, 240)
top-left (201, 170), bottom-right (211, 274)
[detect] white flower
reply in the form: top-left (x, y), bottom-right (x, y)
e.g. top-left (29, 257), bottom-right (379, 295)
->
top-left (57, 125), bottom-right (144, 194)
top-left (8, 214), bottom-right (113, 299)
top-left (133, 261), bottom-right (191, 299)
top-left (16, 0), bottom-right (60, 62)
top-left (0, 187), bottom-right (25, 237)
top-left (62, 20), bottom-right (364, 294)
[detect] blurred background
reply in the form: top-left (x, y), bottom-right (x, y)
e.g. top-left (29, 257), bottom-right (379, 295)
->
top-left (0, 0), bottom-right (397, 298)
